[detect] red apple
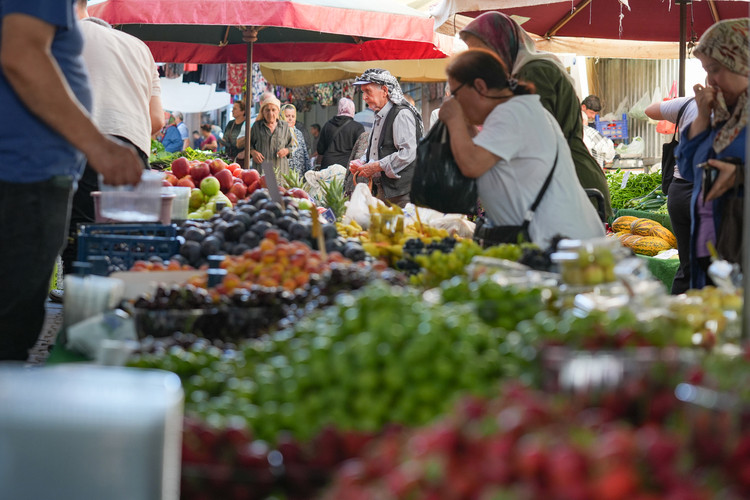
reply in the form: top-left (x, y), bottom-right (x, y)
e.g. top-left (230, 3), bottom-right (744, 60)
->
top-left (164, 172), bottom-right (179, 186)
top-left (232, 168), bottom-right (242, 178)
top-left (288, 187), bottom-right (310, 200)
top-left (177, 176), bottom-right (195, 189)
top-left (229, 182), bottom-right (247, 199)
top-left (241, 169), bottom-right (260, 186)
top-left (214, 169), bottom-right (234, 193)
top-left (226, 192), bottom-right (239, 205)
top-left (227, 162), bottom-right (241, 173)
top-left (209, 158), bottom-right (227, 175)
top-left (171, 157), bottom-right (190, 179)
top-left (189, 162), bottom-right (210, 184)
top-left (247, 180), bottom-right (260, 195)
top-left (259, 175), bottom-right (267, 189)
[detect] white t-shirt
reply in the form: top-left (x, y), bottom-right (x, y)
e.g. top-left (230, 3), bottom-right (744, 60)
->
top-left (80, 18), bottom-right (161, 156)
top-left (660, 97), bottom-right (698, 180)
top-left (473, 95), bottom-right (605, 247)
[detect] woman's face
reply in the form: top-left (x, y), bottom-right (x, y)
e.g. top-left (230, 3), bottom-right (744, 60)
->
top-left (232, 103), bottom-right (245, 121)
top-left (283, 108), bottom-right (296, 127)
top-left (698, 53), bottom-right (749, 106)
top-left (448, 77), bottom-right (482, 125)
top-left (262, 104), bottom-right (280, 124)
top-left (201, 129), bottom-right (210, 137)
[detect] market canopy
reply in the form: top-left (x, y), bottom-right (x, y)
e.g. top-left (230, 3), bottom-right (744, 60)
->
top-left (430, 0), bottom-right (750, 60)
top-left (89, 0), bottom-right (450, 63)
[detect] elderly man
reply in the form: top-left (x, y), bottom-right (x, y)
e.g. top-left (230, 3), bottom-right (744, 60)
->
top-left (173, 110), bottom-right (190, 151)
top-left (349, 69), bottom-right (423, 207)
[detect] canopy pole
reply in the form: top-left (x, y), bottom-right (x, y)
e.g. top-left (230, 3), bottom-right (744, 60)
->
top-left (679, 0), bottom-right (687, 96)
top-left (244, 40), bottom-right (253, 170)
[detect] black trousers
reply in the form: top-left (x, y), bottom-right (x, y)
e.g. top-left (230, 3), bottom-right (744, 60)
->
top-left (667, 178), bottom-right (693, 294)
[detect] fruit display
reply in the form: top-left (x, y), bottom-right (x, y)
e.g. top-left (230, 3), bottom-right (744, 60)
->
top-left (175, 188), bottom-right (367, 269)
top-left (611, 216), bottom-right (677, 256)
top-left (553, 238), bottom-right (621, 286)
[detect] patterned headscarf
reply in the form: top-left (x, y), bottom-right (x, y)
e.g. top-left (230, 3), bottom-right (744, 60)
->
top-left (695, 18), bottom-right (750, 152)
top-left (460, 12), bottom-right (574, 86)
top-left (337, 97), bottom-right (355, 117)
top-left (354, 68), bottom-right (424, 135)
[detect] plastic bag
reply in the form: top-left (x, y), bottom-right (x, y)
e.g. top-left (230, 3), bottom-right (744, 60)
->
top-left (410, 121), bottom-right (478, 215)
top-left (342, 183), bottom-right (382, 229)
top-left (601, 97), bottom-right (628, 122)
top-left (615, 137), bottom-right (644, 156)
top-left (656, 81), bottom-right (678, 135)
top-left (629, 87), bottom-right (661, 123)
top-left (304, 164), bottom-right (347, 203)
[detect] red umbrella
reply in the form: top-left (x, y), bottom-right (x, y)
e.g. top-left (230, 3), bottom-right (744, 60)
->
top-left (431, 0), bottom-right (750, 94)
top-left (89, 0), bottom-right (448, 167)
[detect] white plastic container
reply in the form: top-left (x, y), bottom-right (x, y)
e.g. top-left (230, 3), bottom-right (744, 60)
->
top-left (0, 365), bottom-right (183, 500)
top-left (166, 186), bottom-right (191, 221)
top-left (98, 170), bottom-right (164, 222)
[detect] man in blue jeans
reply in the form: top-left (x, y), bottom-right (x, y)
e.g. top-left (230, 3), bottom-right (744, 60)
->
top-left (0, 0), bottom-right (143, 361)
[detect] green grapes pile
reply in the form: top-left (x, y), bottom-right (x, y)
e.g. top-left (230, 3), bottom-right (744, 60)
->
top-left (409, 239), bottom-right (533, 288)
top-left (129, 282), bottom-right (533, 443)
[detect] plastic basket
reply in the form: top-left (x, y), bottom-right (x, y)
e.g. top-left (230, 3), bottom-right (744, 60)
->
top-left (76, 224), bottom-right (180, 272)
top-left (595, 114), bottom-right (628, 140)
top-left (91, 192), bottom-right (175, 225)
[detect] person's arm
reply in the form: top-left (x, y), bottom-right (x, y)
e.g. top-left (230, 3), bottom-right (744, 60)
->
top-left (204, 135), bottom-right (218, 151)
top-left (0, 13), bottom-right (141, 185)
top-left (688, 84), bottom-right (714, 140)
top-left (149, 96), bottom-right (165, 135)
top-left (644, 102), bottom-right (665, 121)
top-left (438, 98), bottom-right (499, 178)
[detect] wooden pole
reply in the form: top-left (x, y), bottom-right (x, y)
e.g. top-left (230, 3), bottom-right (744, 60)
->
top-left (243, 40), bottom-right (253, 170)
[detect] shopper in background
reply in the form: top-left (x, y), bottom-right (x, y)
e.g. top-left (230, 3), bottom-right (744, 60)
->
top-left (318, 97), bottom-right (365, 170)
top-left (161, 114), bottom-right (183, 153)
top-left (460, 12), bottom-right (613, 219)
top-left (221, 100), bottom-right (246, 162)
top-left (581, 94), bottom-right (602, 127)
top-left (0, 0), bottom-right (142, 361)
top-left (199, 124), bottom-right (218, 152)
top-left (440, 49), bottom-right (604, 247)
top-left (239, 91), bottom-right (294, 176)
top-left (645, 96), bottom-right (698, 294)
top-left (281, 103), bottom-right (311, 176)
top-left (676, 18), bottom-right (749, 288)
top-left (172, 110), bottom-right (189, 151)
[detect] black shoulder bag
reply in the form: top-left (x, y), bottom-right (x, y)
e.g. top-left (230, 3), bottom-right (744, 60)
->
top-left (410, 121), bottom-right (478, 215)
top-left (661, 98), bottom-right (694, 193)
top-left (473, 146), bottom-right (559, 248)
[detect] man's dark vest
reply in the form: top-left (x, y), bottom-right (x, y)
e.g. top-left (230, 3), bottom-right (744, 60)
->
top-left (369, 103), bottom-right (422, 199)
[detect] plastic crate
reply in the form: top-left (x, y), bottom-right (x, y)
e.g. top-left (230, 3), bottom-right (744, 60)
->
top-left (76, 224), bottom-right (180, 272)
top-left (595, 114), bottom-right (628, 141)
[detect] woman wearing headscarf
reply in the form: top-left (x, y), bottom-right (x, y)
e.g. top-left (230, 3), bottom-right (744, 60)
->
top-left (281, 103), bottom-right (310, 176)
top-left (317, 97), bottom-right (365, 170)
top-left (676, 18), bottom-right (749, 288)
top-left (238, 91), bottom-right (294, 176)
top-left (460, 12), bottom-right (612, 219)
top-left (220, 100), bottom-right (246, 162)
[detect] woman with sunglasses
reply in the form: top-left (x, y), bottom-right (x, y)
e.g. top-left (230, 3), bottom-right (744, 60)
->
top-left (440, 49), bottom-right (604, 247)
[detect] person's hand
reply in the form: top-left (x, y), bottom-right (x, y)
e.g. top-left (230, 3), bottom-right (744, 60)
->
top-left (251, 150), bottom-right (264, 164)
top-left (276, 148), bottom-right (289, 158)
top-left (349, 159), bottom-right (364, 175)
top-left (705, 158), bottom-right (740, 201)
top-left (358, 162), bottom-right (382, 178)
top-left (693, 84), bottom-right (718, 119)
top-left (438, 97), bottom-right (463, 124)
top-left (88, 137), bottom-right (143, 186)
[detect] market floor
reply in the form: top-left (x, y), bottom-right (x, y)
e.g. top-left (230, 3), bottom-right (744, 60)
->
top-left (27, 300), bottom-right (63, 365)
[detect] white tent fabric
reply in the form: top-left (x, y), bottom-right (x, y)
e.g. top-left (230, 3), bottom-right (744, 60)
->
top-left (159, 75), bottom-right (232, 113)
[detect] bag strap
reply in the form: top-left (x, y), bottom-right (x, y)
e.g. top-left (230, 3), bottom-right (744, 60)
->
top-left (329, 119), bottom-right (352, 146)
top-left (521, 143), bottom-right (559, 229)
top-left (672, 97), bottom-right (695, 141)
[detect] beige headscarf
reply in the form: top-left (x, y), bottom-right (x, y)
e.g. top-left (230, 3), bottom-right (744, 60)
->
top-left (694, 18), bottom-right (750, 152)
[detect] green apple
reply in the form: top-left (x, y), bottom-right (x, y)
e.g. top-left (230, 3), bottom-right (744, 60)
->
top-left (200, 175), bottom-right (220, 197)
top-left (189, 188), bottom-right (205, 210)
top-left (297, 199), bottom-right (312, 211)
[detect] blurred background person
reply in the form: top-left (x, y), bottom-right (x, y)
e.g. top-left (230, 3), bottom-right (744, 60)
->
top-left (676, 18), bottom-right (748, 288)
top-left (172, 110), bottom-right (189, 151)
top-left (440, 49), bottom-right (604, 247)
top-left (239, 91), bottom-right (293, 176)
top-left (646, 96), bottom-right (698, 293)
top-left (199, 123), bottom-right (218, 151)
top-left (318, 97), bottom-right (365, 170)
top-left (161, 114), bottom-right (182, 152)
top-left (191, 130), bottom-right (201, 149)
top-left (581, 94), bottom-right (602, 127)
top-left (281, 103), bottom-right (310, 176)
top-left (220, 100), bottom-right (246, 162)
top-left (460, 12), bottom-right (612, 219)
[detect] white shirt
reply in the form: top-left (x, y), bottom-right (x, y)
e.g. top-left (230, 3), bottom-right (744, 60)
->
top-left (80, 18), bottom-right (161, 156)
top-left (363, 101), bottom-right (417, 178)
top-left (473, 95), bottom-right (605, 247)
top-left (660, 97), bottom-right (698, 180)
top-left (583, 126), bottom-right (616, 167)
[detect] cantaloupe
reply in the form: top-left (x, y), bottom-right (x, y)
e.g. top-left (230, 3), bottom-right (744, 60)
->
top-left (630, 218), bottom-right (660, 236)
top-left (649, 225), bottom-right (677, 248)
top-left (632, 236), bottom-right (673, 256)
top-left (612, 216), bottom-right (638, 233)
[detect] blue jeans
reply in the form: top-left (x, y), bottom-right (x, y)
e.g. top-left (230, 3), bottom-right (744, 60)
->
top-left (0, 176), bottom-right (73, 360)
